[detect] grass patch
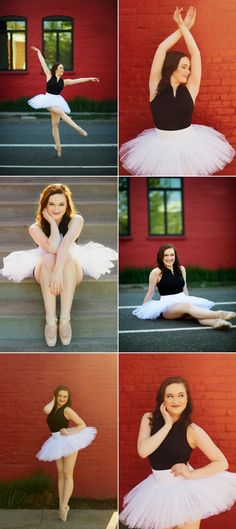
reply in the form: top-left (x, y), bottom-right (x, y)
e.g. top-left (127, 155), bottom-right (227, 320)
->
top-left (120, 266), bottom-right (236, 287)
top-left (0, 96), bottom-right (117, 113)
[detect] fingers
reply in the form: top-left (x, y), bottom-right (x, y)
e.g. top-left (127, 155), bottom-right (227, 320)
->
top-left (50, 281), bottom-right (63, 296)
top-left (171, 463), bottom-right (186, 476)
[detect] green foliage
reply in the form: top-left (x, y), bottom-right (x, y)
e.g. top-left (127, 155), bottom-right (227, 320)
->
top-left (120, 266), bottom-right (236, 286)
top-left (0, 473), bottom-right (52, 508)
top-left (0, 97), bottom-right (117, 113)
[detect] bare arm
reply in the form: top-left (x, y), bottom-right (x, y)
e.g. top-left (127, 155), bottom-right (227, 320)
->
top-left (43, 397), bottom-right (55, 414)
top-left (60, 407), bottom-right (86, 435)
top-left (31, 46), bottom-right (51, 80)
top-left (137, 405), bottom-right (173, 458)
top-left (143, 268), bottom-right (161, 303)
top-left (149, 7), bottom-right (196, 101)
top-left (29, 210), bottom-right (61, 254)
top-left (64, 77), bottom-right (99, 87)
top-left (180, 265), bottom-right (189, 295)
top-left (173, 8), bottom-right (201, 100)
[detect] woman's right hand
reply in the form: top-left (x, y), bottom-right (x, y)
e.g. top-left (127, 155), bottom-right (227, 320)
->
top-left (31, 46), bottom-right (40, 53)
top-left (43, 208), bottom-right (54, 224)
top-left (184, 6), bottom-right (197, 29)
top-left (160, 403), bottom-right (174, 427)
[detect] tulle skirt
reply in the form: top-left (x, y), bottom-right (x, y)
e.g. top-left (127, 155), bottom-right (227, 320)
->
top-left (28, 92), bottom-right (71, 113)
top-left (36, 427), bottom-right (97, 461)
top-left (120, 124), bottom-right (235, 176)
top-left (0, 242), bottom-right (118, 282)
top-left (120, 467), bottom-right (236, 529)
top-left (133, 292), bottom-right (214, 320)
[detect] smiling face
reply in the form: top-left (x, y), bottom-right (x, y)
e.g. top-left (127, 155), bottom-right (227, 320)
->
top-left (56, 390), bottom-right (69, 408)
top-left (164, 383), bottom-right (188, 418)
top-left (162, 247), bottom-right (176, 269)
top-left (56, 63), bottom-right (64, 76)
top-left (172, 56), bottom-right (190, 84)
top-left (46, 193), bottom-right (67, 223)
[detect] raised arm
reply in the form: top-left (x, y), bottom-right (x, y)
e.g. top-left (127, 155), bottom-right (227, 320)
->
top-left (173, 7), bottom-right (201, 100)
top-left (149, 6), bottom-right (196, 100)
top-left (43, 397), bottom-right (55, 414)
top-left (64, 77), bottom-right (99, 87)
top-left (137, 405), bottom-right (173, 458)
top-left (143, 268), bottom-right (160, 303)
top-left (31, 46), bottom-right (51, 80)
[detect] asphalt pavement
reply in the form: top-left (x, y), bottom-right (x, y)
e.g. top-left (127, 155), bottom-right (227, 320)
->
top-left (119, 285), bottom-right (236, 352)
top-left (0, 117), bottom-right (117, 175)
top-left (0, 509), bottom-right (117, 529)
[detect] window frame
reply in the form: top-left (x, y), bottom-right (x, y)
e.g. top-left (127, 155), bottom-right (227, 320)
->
top-left (0, 16), bottom-right (27, 72)
top-left (119, 177), bottom-right (130, 237)
top-left (42, 16), bottom-right (74, 71)
top-left (147, 178), bottom-right (184, 237)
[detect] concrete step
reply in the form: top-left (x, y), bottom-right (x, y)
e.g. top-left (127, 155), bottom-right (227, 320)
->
top-left (0, 201), bottom-right (117, 223)
top-left (0, 179), bottom-right (117, 201)
top-left (0, 337), bottom-right (117, 352)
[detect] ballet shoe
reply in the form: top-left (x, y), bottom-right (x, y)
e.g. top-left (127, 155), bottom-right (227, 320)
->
top-left (77, 126), bottom-right (88, 137)
top-left (55, 145), bottom-right (62, 157)
top-left (212, 319), bottom-right (232, 330)
top-left (60, 504), bottom-right (70, 522)
top-left (59, 318), bottom-right (72, 346)
top-left (45, 318), bottom-right (57, 347)
top-left (217, 310), bottom-right (236, 321)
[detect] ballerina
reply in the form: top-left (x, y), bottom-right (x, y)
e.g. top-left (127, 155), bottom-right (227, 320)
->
top-left (37, 385), bottom-right (96, 522)
top-left (120, 6), bottom-right (235, 176)
top-left (120, 376), bottom-right (236, 529)
top-left (133, 244), bottom-right (236, 329)
top-left (28, 46), bottom-right (99, 156)
top-left (0, 183), bottom-right (117, 346)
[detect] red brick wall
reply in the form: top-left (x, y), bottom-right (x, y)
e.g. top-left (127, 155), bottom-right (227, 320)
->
top-left (119, 354), bottom-right (236, 528)
top-left (119, 0), bottom-right (236, 175)
top-left (0, 0), bottom-right (116, 101)
top-left (119, 177), bottom-right (236, 269)
top-left (0, 354), bottom-right (117, 499)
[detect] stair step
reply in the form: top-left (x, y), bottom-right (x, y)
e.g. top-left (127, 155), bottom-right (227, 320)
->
top-left (0, 179), bottom-right (117, 200)
top-left (0, 337), bottom-right (117, 352)
top-left (0, 201), bottom-right (117, 223)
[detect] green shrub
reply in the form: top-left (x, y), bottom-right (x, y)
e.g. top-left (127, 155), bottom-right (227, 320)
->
top-left (0, 473), bottom-right (52, 508)
top-left (0, 97), bottom-right (117, 113)
top-left (119, 266), bottom-right (236, 286)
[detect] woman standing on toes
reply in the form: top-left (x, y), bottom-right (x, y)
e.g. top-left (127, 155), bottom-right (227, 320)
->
top-left (37, 385), bottom-right (96, 522)
top-left (120, 376), bottom-right (236, 529)
top-left (133, 244), bottom-right (236, 329)
top-left (0, 183), bottom-right (118, 347)
top-left (120, 6), bottom-right (235, 176)
top-left (28, 46), bottom-right (99, 157)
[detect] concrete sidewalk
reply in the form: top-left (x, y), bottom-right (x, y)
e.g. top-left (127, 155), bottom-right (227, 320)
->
top-left (0, 509), bottom-right (117, 529)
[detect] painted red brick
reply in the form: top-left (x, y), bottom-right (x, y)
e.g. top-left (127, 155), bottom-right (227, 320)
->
top-left (119, 177), bottom-right (236, 269)
top-left (119, 354), bottom-right (236, 528)
top-left (0, 354), bottom-right (117, 499)
top-left (119, 0), bottom-right (236, 174)
top-left (0, 0), bottom-right (116, 101)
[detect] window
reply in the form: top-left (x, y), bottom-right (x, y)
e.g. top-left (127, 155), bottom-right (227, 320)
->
top-left (0, 17), bottom-right (27, 71)
top-left (148, 178), bottom-right (184, 236)
top-left (119, 178), bottom-right (130, 236)
top-left (42, 17), bottom-right (73, 70)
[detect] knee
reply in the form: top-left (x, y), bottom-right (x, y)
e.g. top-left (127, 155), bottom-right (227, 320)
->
top-left (64, 470), bottom-right (73, 480)
top-left (41, 253), bottom-right (56, 270)
top-left (57, 469), bottom-right (64, 480)
top-left (181, 302), bottom-right (192, 313)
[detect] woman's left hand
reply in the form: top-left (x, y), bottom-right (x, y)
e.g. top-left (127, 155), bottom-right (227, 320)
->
top-left (90, 77), bottom-right (100, 82)
top-left (173, 7), bottom-right (184, 27)
top-left (60, 428), bottom-right (69, 436)
top-left (171, 463), bottom-right (192, 479)
top-left (50, 269), bottom-right (63, 296)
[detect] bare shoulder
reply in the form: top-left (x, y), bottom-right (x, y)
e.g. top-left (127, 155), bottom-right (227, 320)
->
top-left (68, 214), bottom-right (84, 228)
top-left (142, 411), bottom-right (153, 422)
top-left (149, 267), bottom-right (161, 279)
top-left (187, 422), bottom-right (207, 445)
top-left (180, 265), bottom-right (186, 273)
top-left (29, 222), bottom-right (41, 233)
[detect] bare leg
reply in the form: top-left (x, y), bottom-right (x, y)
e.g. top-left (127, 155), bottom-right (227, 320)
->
top-left (163, 303), bottom-right (225, 321)
top-left (48, 106), bottom-right (87, 136)
top-left (177, 521), bottom-right (200, 529)
top-left (59, 256), bottom-right (83, 345)
top-left (60, 451), bottom-right (78, 521)
top-left (50, 112), bottom-right (61, 156)
top-left (56, 458), bottom-right (64, 518)
top-left (34, 253), bottom-right (57, 346)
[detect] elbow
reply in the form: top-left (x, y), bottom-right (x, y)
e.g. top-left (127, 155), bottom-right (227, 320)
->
top-left (137, 445), bottom-right (148, 459)
top-left (222, 456), bottom-right (229, 471)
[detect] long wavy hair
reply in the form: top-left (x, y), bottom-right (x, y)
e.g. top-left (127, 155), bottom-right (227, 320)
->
top-left (157, 51), bottom-right (188, 94)
top-left (50, 63), bottom-right (62, 76)
top-left (156, 244), bottom-right (182, 276)
top-left (151, 376), bottom-right (193, 434)
top-left (36, 183), bottom-right (76, 237)
top-left (53, 384), bottom-right (72, 408)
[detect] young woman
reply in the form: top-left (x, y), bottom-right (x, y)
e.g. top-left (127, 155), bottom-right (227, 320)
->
top-left (132, 244), bottom-right (235, 329)
top-left (0, 183), bottom-right (117, 346)
top-left (28, 46), bottom-right (99, 156)
top-left (120, 376), bottom-right (236, 529)
top-left (37, 385), bottom-right (96, 522)
top-left (120, 6), bottom-right (235, 176)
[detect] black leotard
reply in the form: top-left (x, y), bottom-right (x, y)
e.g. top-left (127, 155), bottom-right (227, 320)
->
top-left (47, 405), bottom-right (69, 432)
top-left (150, 84), bottom-right (194, 131)
top-left (149, 420), bottom-right (193, 470)
top-left (157, 268), bottom-right (185, 296)
top-left (46, 76), bottom-right (64, 95)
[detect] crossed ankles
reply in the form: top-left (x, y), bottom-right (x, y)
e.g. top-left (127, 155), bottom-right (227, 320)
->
top-left (59, 504), bottom-right (70, 522)
top-left (217, 310), bottom-right (236, 321)
top-left (212, 319), bottom-right (232, 330)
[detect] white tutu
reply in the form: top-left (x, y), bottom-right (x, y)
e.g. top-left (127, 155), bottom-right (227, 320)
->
top-left (120, 124), bottom-right (235, 176)
top-left (133, 292), bottom-right (214, 320)
top-left (36, 426), bottom-right (97, 462)
top-left (28, 92), bottom-right (71, 113)
top-left (120, 467), bottom-right (236, 529)
top-left (0, 242), bottom-right (117, 282)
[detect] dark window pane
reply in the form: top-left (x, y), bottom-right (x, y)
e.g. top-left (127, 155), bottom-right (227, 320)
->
top-left (119, 190), bottom-right (129, 235)
top-left (166, 191), bottom-right (183, 234)
top-left (59, 32), bottom-right (72, 70)
top-left (0, 23), bottom-right (9, 70)
top-left (149, 191), bottom-right (165, 235)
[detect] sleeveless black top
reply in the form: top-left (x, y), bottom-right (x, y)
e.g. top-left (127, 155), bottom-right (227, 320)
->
top-left (157, 267), bottom-right (185, 296)
top-left (150, 84), bottom-right (194, 130)
top-left (149, 420), bottom-right (193, 470)
top-left (47, 405), bottom-right (69, 432)
top-left (46, 76), bottom-right (64, 95)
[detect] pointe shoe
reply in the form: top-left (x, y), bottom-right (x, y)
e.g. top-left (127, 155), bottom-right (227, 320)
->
top-left (59, 318), bottom-right (72, 346)
top-left (217, 310), bottom-right (236, 321)
top-left (212, 319), bottom-right (232, 330)
top-left (77, 126), bottom-right (88, 137)
top-left (60, 505), bottom-right (70, 522)
top-left (45, 318), bottom-right (57, 347)
top-left (55, 145), bottom-right (62, 157)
